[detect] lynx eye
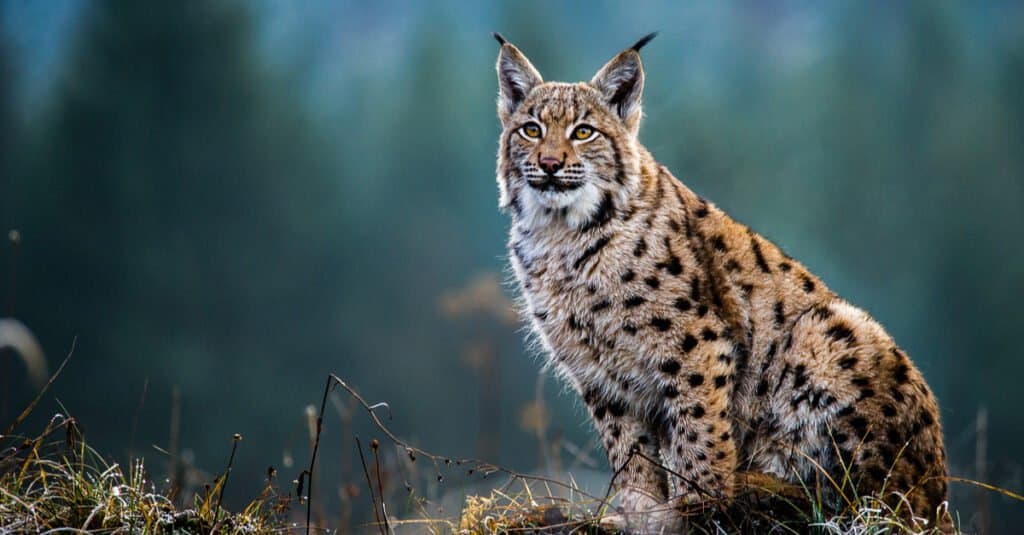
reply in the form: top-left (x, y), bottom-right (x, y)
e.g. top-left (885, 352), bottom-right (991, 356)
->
top-left (520, 122), bottom-right (542, 139)
top-left (572, 125), bottom-right (596, 141)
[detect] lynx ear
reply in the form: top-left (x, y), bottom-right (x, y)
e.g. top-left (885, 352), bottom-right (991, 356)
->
top-left (495, 34), bottom-right (543, 122)
top-left (591, 33), bottom-right (656, 134)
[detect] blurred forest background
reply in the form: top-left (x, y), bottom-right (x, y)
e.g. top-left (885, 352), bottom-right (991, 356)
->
top-left (1, 0), bottom-right (1023, 532)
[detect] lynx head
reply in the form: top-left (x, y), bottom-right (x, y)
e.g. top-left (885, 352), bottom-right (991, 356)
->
top-left (495, 33), bottom-right (657, 229)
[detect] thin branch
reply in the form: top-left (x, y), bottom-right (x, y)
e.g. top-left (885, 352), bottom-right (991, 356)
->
top-left (4, 336), bottom-right (76, 436)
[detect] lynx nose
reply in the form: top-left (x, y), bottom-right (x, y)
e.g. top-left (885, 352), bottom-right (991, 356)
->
top-left (539, 156), bottom-right (564, 176)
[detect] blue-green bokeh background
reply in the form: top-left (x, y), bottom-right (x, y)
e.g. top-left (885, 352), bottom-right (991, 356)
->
top-left (2, 1), bottom-right (1023, 531)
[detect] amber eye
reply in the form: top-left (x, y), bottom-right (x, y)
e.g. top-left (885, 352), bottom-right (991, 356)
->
top-left (521, 122), bottom-right (542, 139)
top-left (572, 125), bottom-right (595, 140)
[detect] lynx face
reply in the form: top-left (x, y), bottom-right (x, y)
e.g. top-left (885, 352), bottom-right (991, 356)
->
top-left (495, 35), bottom-right (654, 229)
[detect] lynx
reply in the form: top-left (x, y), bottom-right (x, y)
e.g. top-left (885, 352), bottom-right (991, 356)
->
top-left (494, 33), bottom-right (948, 532)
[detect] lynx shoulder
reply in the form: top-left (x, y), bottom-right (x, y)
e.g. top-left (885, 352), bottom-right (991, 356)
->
top-left (494, 33), bottom-right (948, 531)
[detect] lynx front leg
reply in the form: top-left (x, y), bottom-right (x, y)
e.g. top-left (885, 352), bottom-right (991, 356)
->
top-left (658, 382), bottom-right (738, 506)
top-left (582, 389), bottom-right (672, 531)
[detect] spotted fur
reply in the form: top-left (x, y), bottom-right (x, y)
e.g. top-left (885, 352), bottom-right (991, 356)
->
top-left (494, 35), bottom-right (948, 531)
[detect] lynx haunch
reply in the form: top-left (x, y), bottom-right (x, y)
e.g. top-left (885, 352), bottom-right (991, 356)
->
top-left (494, 33), bottom-right (948, 532)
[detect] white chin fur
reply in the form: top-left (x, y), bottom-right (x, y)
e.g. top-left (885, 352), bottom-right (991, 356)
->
top-left (521, 182), bottom-right (603, 229)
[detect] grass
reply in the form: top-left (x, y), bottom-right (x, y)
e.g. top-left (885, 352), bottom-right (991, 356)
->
top-left (0, 415), bottom-right (291, 534)
top-left (0, 365), bottom-right (1011, 534)
top-left (453, 476), bottom-right (960, 535)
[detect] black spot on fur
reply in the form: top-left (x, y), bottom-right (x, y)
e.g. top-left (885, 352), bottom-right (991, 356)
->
top-left (850, 416), bottom-right (869, 435)
top-left (624, 295), bottom-right (645, 308)
top-left (891, 387), bottom-right (905, 403)
top-left (893, 363), bottom-right (910, 385)
top-left (621, 269), bottom-right (636, 282)
top-left (779, 261), bottom-right (792, 272)
top-left (775, 364), bottom-right (791, 394)
top-left (533, 310), bottom-right (548, 321)
top-left (750, 235), bottom-right (771, 273)
top-left (838, 356), bottom-right (858, 370)
top-left (714, 375), bottom-right (728, 388)
top-left (580, 191), bottom-right (615, 232)
top-left (724, 259), bottom-right (741, 271)
top-left (674, 297), bottom-right (691, 311)
top-left (650, 317), bottom-right (672, 331)
top-left (660, 359), bottom-right (682, 375)
top-left (793, 364), bottom-right (808, 388)
top-left (755, 380), bottom-right (769, 396)
top-left (826, 323), bottom-right (857, 345)
top-left (623, 324), bottom-right (638, 335)
top-left (695, 200), bottom-right (709, 218)
top-left (633, 237), bottom-right (647, 257)
top-left (688, 374), bottom-right (705, 387)
top-left (686, 431), bottom-right (698, 442)
top-left (594, 406), bottom-right (607, 419)
top-left (573, 235), bottom-right (611, 270)
top-left (837, 405), bottom-right (855, 417)
top-left (882, 404), bottom-right (897, 417)
top-left (801, 275), bottom-right (816, 293)
top-left (664, 255), bottom-right (683, 275)
top-left (591, 299), bottom-right (610, 312)
top-left (609, 401), bottom-right (627, 417)
top-left (700, 327), bottom-right (718, 341)
top-left (712, 235), bottom-right (727, 252)
top-left (664, 385), bottom-right (680, 398)
top-left (814, 305), bottom-right (834, 320)
top-left (697, 305), bottom-right (709, 317)
top-left (690, 405), bottom-right (705, 418)
top-left (774, 301), bottom-right (785, 327)
top-left (644, 276), bottom-right (660, 289)
top-left (851, 377), bottom-right (870, 387)
top-left (681, 334), bottom-right (698, 353)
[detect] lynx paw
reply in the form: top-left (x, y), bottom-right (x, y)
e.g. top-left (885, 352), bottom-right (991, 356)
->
top-left (601, 491), bottom-right (682, 534)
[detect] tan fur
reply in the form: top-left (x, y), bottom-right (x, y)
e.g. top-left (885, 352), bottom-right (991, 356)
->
top-left (495, 38), bottom-right (948, 531)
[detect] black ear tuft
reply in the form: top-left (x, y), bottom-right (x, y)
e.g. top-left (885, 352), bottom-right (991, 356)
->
top-left (630, 32), bottom-right (659, 52)
top-left (493, 32), bottom-right (508, 46)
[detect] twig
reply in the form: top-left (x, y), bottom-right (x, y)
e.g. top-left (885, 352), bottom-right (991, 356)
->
top-left (304, 376), bottom-right (335, 535)
top-left (322, 373), bottom-right (605, 502)
top-left (4, 336), bottom-right (76, 436)
top-left (371, 439), bottom-right (390, 533)
top-left (211, 433), bottom-right (242, 534)
top-left (356, 437), bottom-right (385, 535)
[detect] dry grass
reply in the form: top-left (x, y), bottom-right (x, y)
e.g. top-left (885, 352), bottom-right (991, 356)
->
top-left (454, 483), bottom-right (960, 535)
top-left (0, 415), bottom-right (291, 534)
